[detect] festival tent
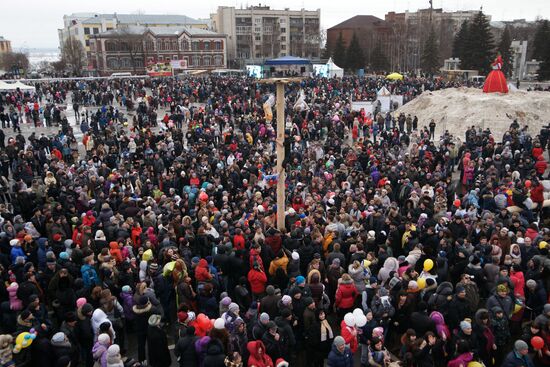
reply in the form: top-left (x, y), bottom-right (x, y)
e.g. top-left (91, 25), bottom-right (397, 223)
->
top-left (264, 56), bottom-right (311, 66)
top-left (386, 72), bottom-right (404, 80)
top-left (13, 81), bottom-right (35, 91)
top-left (0, 81), bottom-right (17, 91)
top-left (326, 58), bottom-right (344, 78)
top-left (377, 86), bottom-right (392, 112)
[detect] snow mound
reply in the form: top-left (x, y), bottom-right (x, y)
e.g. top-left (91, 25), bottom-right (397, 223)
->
top-left (396, 87), bottom-right (550, 139)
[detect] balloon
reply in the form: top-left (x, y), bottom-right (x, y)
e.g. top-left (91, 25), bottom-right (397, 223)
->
top-left (467, 363), bottom-right (483, 367)
top-left (531, 336), bottom-right (544, 350)
top-left (344, 313), bottom-right (356, 327)
top-left (423, 259), bottom-right (434, 272)
top-left (199, 192), bottom-right (209, 202)
top-left (453, 199), bottom-right (461, 208)
top-left (14, 331), bottom-right (36, 353)
top-left (142, 249), bottom-right (153, 262)
top-left (214, 318), bottom-right (225, 330)
top-left (356, 314), bottom-right (367, 327)
top-left (417, 277), bottom-right (427, 290)
top-left (352, 308), bottom-right (364, 320)
top-left (525, 180), bottom-right (532, 188)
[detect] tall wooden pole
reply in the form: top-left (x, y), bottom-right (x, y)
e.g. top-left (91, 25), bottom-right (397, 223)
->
top-left (276, 82), bottom-right (286, 231)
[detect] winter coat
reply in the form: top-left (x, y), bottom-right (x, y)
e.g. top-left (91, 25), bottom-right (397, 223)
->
top-left (120, 291), bottom-right (135, 320)
top-left (335, 279), bottom-right (358, 310)
top-left (7, 283), bottom-right (22, 310)
top-left (428, 281), bottom-right (453, 314)
top-left (447, 295), bottom-right (472, 330)
top-left (81, 264), bottom-right (100, 289)
top-left (486, 294), bottom-right (514, 320)
top-left (378, 257), bottom-right (399, 283)
top-left (247, 268), bottom-right (267, 295)
top-left (147, 325), bottom-right (172, 367)
top-left (502, 350), bottom-right (535, 367)
top-left (410, 310), bottom-right (436, 336)
top-left (203, 339), bottom-right (226, 367)
top-left (92, 340), bottom-right (108, 367)
top-left (195, 259), bottom-right (213, 282)
top-left (340, 320), bottom-right (358, 353)
top-left (246, 340), bottom-right (274, 367)
top-left (327, 343), bottom-right (353, 367)
top-left (347, 264), bottom-right (366, 293)
top-left (174, 333), bottom-right (199, 367)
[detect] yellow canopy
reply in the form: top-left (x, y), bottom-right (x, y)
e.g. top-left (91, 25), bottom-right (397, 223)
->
top-left (386, 72), bottom-right (404, 80)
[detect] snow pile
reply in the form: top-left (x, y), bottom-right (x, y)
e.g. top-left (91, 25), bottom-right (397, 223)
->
top-left (396, 87), bottom-right (550, 140)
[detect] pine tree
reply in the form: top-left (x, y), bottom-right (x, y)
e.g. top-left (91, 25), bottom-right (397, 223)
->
top-left (370, 41), bottom-right (389, 72)
top-left (422, 25), bottom-right (440, 74)
top-left (462, 11), bottom-right (495, 74)
top-left (532, 20), bottom-right (550, 61)
top-left (345, 32), bottom-right (365, 71)
top-left (452, 20), bottom-right (469, 60)
top-left (332, 32), bottom-right (347, 69)
top-left (497, 26), bottom-right (513, 77)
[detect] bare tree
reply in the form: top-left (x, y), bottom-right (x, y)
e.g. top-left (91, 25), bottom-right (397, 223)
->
top-left (0, 52), bottom-right (30, 76)
top-left (114, 28), bottom-right (146, 75)
top-left (62, 36), bottom-right (86, 76)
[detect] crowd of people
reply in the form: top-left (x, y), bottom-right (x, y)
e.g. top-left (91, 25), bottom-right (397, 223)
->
top-left (0, 75), bottom-right (548, 367)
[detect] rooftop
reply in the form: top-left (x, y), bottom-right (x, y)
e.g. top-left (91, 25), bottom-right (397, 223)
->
top-left (78, 13), bottom-right (205, 25)
top-left (97, 25), bottom-right (222, 37)
top-left (329, 15), bottom-right (391, 30)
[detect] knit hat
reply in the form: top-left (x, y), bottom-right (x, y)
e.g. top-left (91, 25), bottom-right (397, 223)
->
top-left (51, 332), bottom-right (65, 344)
top-left (496, 284), bottom-right (508, 293)
top-left (526, 279), bottom-right (537, 289)
top-left (266, 285), bottom-right (275, 295)
top-left (281, 295), bottom-right (292, 306)
top-left (303, 297), bottom-right (314, 306)
top-left (24, 234), bottom-right (32, 242)
top-left (81, 303), bottom-right (93, 315)
top-left (228, 303), bottom-right (239, 313)
top-left (296, 276), bottom-right (305, 285)
top-left (149, 263), bottom-right (159, 271)
top-left (334, 336), bottom-right (346, 347)
top-left (408, 280), bottom-right (418, 290)
top-left (122, 285), bottom-right (131, 293)
top-left (107, 344), bottom-right (120, 357)
top-left (136, 295), bottom-right (150, 308)
top-left (260, 312), bottom-right (270, 323)
top-left (281, 308), bottom-right (292, 318)
top-left (455, 285), bottom-right (466, 294)
top-left (95, 230), bottom-right (105, 240)
top-left (221, 296), bottom-right (232, 306)
top-left (98, 333), bottom-right (110, 345)
top-left (53, 233), bottom-right (62, 242)
top-left (514, 340), bottom-right (529, 351)
top-left (76, 297), bottom-right (87, 308)
top-left (177, 311), bottom-right (188, 323)
top-left (460, 320), bottom-right (472, 331)
top-left (59, 252), bottom-right (69, 260)
top-left (276, 358), bottom-right (289, 367)
top-left (291, 251), bottom-right (300, 260)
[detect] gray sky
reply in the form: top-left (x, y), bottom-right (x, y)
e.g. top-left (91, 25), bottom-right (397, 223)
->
top-left (1, 0), bottom-right (549, 49)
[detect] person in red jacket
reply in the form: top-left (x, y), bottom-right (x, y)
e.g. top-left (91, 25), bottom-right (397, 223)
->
top-left (529, 180), bottom-right (545, 213)
top-left (195, 259), bottom-right (213, 282)
top-left (532, 142), bottom-right (544, 159)
top-left (535, 155), bottom-right (548, 178)
top-left (334, 273), bottom-right (358, 318)
top-left (246, 340), bottom-right (274, 367)
top-left (233, 228), bottom-right (246, 250)
top-left (340, 313), bottom-right (359, 354)
top-left (248, 263), bottom-right (267, 299)
top-left (109, 241), bottom-right (123, 263)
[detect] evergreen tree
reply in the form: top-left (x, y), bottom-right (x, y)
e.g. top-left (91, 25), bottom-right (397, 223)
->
top-left (452, 20), bottom-right (469, 60)
top-left (332, 32), bottom-right (347, 69)
top-left (497, 26), bottom-right (513, 77)
top-left (532, 20), bottom-right (550, 61)
top-left (539, 48), bottom-right (550, 81)
top-left (370, 41), bottom-right (389, 72)
top-left (345, 32), bottom-right (365, 71)
top-left (422, 25), bottom-right (440, 74)
top-left (462, 11), bottom-right (495, 74)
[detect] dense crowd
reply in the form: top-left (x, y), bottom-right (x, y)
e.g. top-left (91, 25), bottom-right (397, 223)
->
top-left (0, 75), bottom-right (548, 367)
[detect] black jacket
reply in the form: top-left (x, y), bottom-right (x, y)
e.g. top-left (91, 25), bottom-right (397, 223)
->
top-left (147, 324), bottom-right (172, 367)
top-left (174, 334), bottom-right (199, 367)
top-left (203, 339), bottom-right (226, 367)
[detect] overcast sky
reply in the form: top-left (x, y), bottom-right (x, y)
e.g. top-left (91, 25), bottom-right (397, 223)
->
top-left (1, 0), bottom-right (549, 49)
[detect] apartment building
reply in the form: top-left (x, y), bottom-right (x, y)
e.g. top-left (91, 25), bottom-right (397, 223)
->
top-left (210, 5), bottom-right (321, 68)
top-left (0, 37), bottom-right (12, 53)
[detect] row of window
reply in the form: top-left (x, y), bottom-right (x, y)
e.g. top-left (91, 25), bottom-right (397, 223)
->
top-left (103, 39), bottom-right (223, 52)
top-left (106, 55), bottom-right (223, 69)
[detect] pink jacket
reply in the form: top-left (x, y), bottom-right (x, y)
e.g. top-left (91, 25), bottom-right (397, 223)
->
top-left (7, 282), bottom-right (23, 311)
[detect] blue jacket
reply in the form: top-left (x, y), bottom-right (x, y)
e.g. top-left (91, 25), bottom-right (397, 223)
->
top-left (327, 344), bottom-right (354, 367)
top-left (10, 245), bottom-right (26, 264)
top-left (502, 351), bottom-right (534, 367)
top-left (81, 264), bottom-right (100, 288)
top-left (37, 238), bottom-right (49, 270)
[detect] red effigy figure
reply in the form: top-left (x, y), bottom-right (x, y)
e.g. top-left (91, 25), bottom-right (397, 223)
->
top-left (483, 53), bottom-right (509, 93)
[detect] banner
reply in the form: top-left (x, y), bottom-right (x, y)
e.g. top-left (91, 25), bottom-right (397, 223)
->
top-left (170, 59), bottom-right (187, 70)
top-left (146, 63), bottom-right (172, 77)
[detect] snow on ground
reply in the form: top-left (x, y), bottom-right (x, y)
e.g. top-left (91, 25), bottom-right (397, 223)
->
top-left (396, 87), bottom-right (550, 140)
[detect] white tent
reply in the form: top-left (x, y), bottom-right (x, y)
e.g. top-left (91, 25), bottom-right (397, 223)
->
top-left (0, 81), bottom-right (17, 91)
top-left (326, 58), bottom-right (344, 78)
top-left (13, 81), bottom-right (35, 91)
top-left (377, 86), bottom-right (392, 112)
